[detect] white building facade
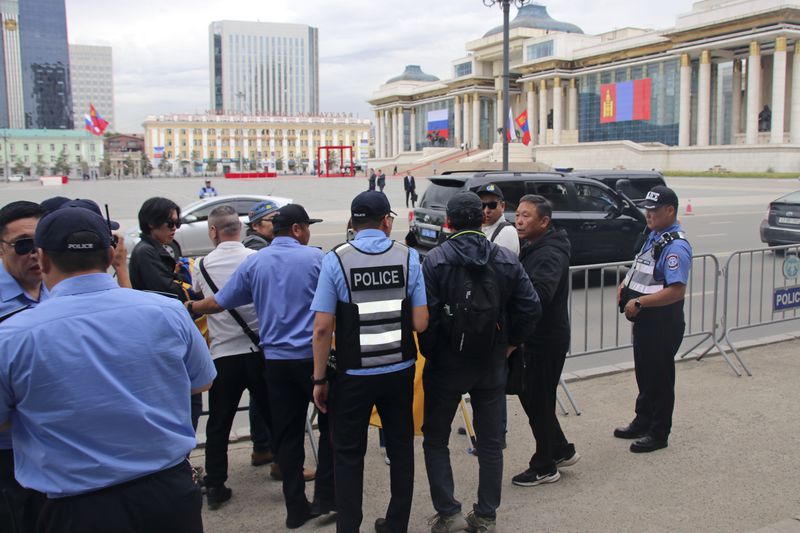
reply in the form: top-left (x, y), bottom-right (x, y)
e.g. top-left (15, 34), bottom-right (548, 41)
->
top-left (69, 44), bottom-right (115, 130)
top-left (209, 20), bottom-right (319, 116)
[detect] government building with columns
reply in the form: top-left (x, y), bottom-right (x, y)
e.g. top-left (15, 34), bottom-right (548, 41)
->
top-left (369, 0), bottom-right (800, 172)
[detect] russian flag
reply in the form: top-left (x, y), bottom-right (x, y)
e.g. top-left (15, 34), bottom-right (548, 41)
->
top-left (426, 109), bottom-right (449, 139)
top-left (507, 108), bottom-right (517, 142)
top-left (84, 103), bottom-right (109, 136)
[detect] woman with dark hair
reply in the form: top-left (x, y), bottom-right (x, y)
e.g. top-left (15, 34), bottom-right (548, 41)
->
top-left (129, 197), bottom-right (186, 301)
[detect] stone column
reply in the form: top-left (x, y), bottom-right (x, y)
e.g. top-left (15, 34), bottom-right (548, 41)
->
top-left (697, 50), bottom-right (712, 146)
top-left (388, 109), bottom-right (395, 158)
top-left (496, 91), bottom-right (504, 140)
top-left (538, 79), bottom-right (548, 145)
top-left (527, 83), bottom-right (536, 145)
top-left (382, 111), bottom-right (389, 158)
top-left (396, 106), bottom-right (404, 154)
top-left (732, 60), bottom-right (742, 137)
top-left (410, 108), bottom-right (417, 152)
top-left (715, 64), bottom-right (726, 145)
top-left (375, 111), bottom-right (382, 159)
top-left (746, 42), bottom-right (761, 145)
top-left (679, 53), bottom-right (692, 147)
top-left (462, 95), bottom-right (470, 148)
top-left (552, 77), bottom-right (563, 145)
top-left (771, 37), bottom-right (788, 144)
top-left (454, 96), bottom-right (462, 146)
top-left (568, 79), bottom-right (578, 131)
top-left (792, 42), bottom-right (800, 143)
top-left (472, 94), bottom-right (481, 149)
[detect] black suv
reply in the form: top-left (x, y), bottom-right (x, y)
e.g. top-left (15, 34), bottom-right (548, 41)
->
top-left (567, 170), bottom-right (666, 202)
top-left (408, 171), bottom-right (647, 265)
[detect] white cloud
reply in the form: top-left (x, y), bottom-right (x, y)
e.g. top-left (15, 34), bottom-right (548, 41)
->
top-left (65, 0), bottom-right (695, 132)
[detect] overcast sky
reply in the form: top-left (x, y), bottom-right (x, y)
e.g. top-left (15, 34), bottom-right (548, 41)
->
top-left (64, 0), bottom-right (696, 132)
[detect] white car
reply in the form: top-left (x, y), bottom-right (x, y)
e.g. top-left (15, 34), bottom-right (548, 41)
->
top-left (125, 194), bottom-right (292, 257)
top-left (8, 174), bottom-right (24, 182)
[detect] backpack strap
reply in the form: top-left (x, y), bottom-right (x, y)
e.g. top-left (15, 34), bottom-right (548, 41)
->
top-left (490, 221), bottom-right (512, 243)
top-left (199, 258), bottom-right (261, 349)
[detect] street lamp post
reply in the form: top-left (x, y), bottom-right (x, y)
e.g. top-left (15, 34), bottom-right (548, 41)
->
top-left (483, 0), bottom-right (529, 171)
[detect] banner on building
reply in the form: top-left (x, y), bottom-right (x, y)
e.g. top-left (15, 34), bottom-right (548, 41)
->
top-left (426, 109), bottom-right (449, 140)
top-left (153, 146), bottom-right (165, 159)
top-left (600, 78), bottom-right (651, 123)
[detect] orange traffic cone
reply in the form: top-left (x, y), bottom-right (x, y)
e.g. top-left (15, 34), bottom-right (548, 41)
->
top-left (685, 199), bottom-right (693, 215)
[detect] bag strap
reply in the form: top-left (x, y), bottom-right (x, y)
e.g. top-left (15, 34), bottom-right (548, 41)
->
top-left (199, 258), bottom-right (261, 348)
top-left (490, 221), bottom-right (512, 242)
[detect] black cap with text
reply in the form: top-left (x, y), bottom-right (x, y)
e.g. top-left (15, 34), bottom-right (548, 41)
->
top-left (270, 204), bottom-right (322, 232)
top-left (351, 191), bottom-right (397, 219)
top-left (35, 207), bottom-right (111, 252)
top-left (638, 186), bottom-right (679, 210)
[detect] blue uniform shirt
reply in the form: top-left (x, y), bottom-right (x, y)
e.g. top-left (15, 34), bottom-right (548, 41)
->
top-left (641, 222), bottom-right (693, 286)
top-left (0, 273), bottom-right (216, 497)
top-left (0, 264), bottom-right (49, 450)
top-left (311, 229), bottom-right (427, 375)
top-left (215, 236), bottom-right (324, 360)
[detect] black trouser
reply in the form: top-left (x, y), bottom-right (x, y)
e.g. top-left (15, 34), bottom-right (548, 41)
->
top-left (36, 460), bottom-right (202, 533)
top-left (422, 358), bottom-right (506, 520)
top-left (517, 347), bottom-right (574, 474)
top-left (404, 190), bottom-right (416, 208)
top-left (205, 352), bottom-right (272, 488)
top-left (631, 308), bottom-right (685, 441)
top-left (264, 359), bottom-right (334, 522)
top-left (0, 449), bottom-right (46, 533)
top-left (248, 401), bottom-right (272, 453)
top-left (331, 365), bottom-right (414, 533)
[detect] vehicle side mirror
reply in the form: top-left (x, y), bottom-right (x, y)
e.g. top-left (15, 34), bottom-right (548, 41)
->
top-left (183, 214), bottom-right (198, 224)
top-left (615, 179), bottom-right (633, 197)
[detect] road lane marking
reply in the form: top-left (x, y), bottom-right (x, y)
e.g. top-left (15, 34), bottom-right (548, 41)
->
top-left (697, 233), bottom-right (725, 238)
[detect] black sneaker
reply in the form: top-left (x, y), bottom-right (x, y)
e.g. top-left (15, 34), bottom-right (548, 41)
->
top-left (554, 451), bottom-right (581, 468)
top-left (511, 468), bottom-right (561, 487)
top-left (206, 485), bottom-right (232, 510)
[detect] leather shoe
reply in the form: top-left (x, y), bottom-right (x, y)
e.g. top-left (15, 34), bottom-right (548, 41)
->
top-left (630, 435), bottom-right (668, 453)
top-left (374, 517), bottom-right (393, 533)
top-left (250, 449), bottom-right (274, 466)
top-left (310, 499), bottom-right (334, 517)
top-left (286, 507), bottom-right (316, 529)
top-left (613, 424), bottom-right (647, 439)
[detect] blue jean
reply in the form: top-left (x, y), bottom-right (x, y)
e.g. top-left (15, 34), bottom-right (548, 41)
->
top-left (422, 358), bottom-right (507, 520)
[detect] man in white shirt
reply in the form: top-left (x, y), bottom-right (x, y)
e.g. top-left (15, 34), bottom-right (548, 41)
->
top-left (477, 183), bottom-right (520, 256)
top-left (191, 205), bottom-right (270, 511)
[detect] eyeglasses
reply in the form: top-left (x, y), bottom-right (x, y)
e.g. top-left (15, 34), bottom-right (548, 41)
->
top-left (162, 219), bottom-right (181, 229)
top-left (0, 237), bottom-right (35, 255)
top-left (482, 201), bottom-right (499, 210)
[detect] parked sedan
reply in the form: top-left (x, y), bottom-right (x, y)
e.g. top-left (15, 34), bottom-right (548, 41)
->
top-left (125, 194), bottom-right (292, 257)
top-left (760, 190), bottom-right (800, 246)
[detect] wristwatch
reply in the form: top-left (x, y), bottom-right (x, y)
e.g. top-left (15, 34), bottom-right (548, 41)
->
top-left (634, 298), bottom-right (643, 309)
top-left (187, 301), bottom-right (194, 313)
top-left (312, 377), bottom-right (328, 386)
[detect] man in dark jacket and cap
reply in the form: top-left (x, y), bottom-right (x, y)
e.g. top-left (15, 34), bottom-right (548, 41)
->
top-left (419, 191), bottom-right (541, 533)
top-left (511, 194), bottom-right (579, 488)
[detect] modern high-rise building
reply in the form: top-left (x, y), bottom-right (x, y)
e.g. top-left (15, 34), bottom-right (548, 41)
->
top-left (69, 44), bottom-right (114, 131)
top-left (18, 0), bottom-right (73, 129)
top-left (209, 21), bottom-right (319, 116)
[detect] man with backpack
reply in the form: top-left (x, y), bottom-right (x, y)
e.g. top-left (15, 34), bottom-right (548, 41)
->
top-left (419, 191), bottom-right (541, 533)
top-left (478, 183), bottom-right (519, 256)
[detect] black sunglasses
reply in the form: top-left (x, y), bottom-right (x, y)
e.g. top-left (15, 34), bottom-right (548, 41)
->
top-left (482, 201), bottom-right (499, 210)
top-left (1, 237), bottom-right (35, 255)
top-left (162, 219), bottom-right (181, 229)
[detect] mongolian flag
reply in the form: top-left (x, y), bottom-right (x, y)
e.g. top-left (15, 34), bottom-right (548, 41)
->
top-left (84, 104), bottom-right (109, 136)
top-left (600, 78), bottom-right (652, 123)
top-left (515, 110), bottom-right (531, 146)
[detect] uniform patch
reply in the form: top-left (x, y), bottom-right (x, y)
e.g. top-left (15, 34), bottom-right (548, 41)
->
top-left (666, 254), bottom-right (680, 271)
top-left (350, 265), bottom-right (405, 291)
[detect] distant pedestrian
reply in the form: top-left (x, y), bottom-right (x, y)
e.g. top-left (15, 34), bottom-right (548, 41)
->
top-left (419, 191), bottom-right (541, 533)
top-left (199, 180), bottom-right (218, 199)
top-left (512, 195), bottom-right (580, 487)
top-left (404, 171), bottom-right (417, 208)
top-left (377, 170), bottom-right (386, 193)
top-left (368, 169), bottom-right (377, 191)
top-left (393, 165), bottom-right (398, 176)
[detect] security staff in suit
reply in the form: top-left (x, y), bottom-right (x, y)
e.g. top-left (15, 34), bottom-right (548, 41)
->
top-left (616, 186), bottom-right (692, 453)
top-left (311, 191), bottom-right (428, 533)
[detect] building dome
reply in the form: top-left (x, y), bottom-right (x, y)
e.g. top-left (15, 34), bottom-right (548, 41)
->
top-left (483, 4), bottom-right (584, 37)
top-left (385, 65), bottom-right (440, 84)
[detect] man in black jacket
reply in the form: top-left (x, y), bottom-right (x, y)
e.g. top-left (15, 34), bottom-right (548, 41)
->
top-left (403, 171), bottom-right (416, 208)
top-left (512, 194), bottom-right (579, 488)
top-left (419, 191), bottom-right (541, 533)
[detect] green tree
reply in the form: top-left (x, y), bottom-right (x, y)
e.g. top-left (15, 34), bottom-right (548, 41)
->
top-left (206, 158), bottom-right (217, 173)
top-left (123, 155), bottom-right (135, 177)
top-left (52, 149), bottom-right (71, 176)
top-left (275, 157), bottom-right (283, 171)
top-left (100, 151), bottom-right (112, 177)
top-left (140, 153), bottom-right (153, 177)
top-left (158, 158), bottom-right (172, 173)
top-left (248, 159), bottom-right (257, 171)
top-left (34, 154), bottom-right (47, 176)
top-left (12, 158), bottom-right (28, 176)
top-left (79, 159), bottom-right (89, 175)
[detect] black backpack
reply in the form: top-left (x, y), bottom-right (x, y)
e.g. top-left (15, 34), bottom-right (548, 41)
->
top-left (443, 246), bottom-right (502, 358)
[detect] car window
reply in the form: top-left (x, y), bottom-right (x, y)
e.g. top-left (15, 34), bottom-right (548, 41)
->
top-left (231, 200), bottom-right (260, 215)
top-left (531, 182), bottom-right (572, 211)
top-left (575, 183), bottom-right (618, 213)
top-left (188, 202), bottom-right (218, 221)
top-left (496, 181), bottom-right (525, 211)
top-left (421, 183), bottom-right (461, 209)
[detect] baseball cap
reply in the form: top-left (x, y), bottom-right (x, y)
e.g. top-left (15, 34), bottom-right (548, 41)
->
top-left (270, 204), bottom-right (322, 232)
top-left (61, 199), bottom-right (120, 230)
top-left (475, 183), bottom-right (504, 200)
top-left (40, 196), bottom-right (70, 214)
top-left (351, 191), bottom-right (397, 219)
top-left (638, 186), bottom-right (679, 210)
top-left (35, 207), bottom-right (111, 252)
top-left (446, 191), bottom-right (483, 219)
top-left (248, 200), bottom-right (281, 224)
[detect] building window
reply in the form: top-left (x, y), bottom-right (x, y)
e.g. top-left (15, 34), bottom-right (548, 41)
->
top-left (75, 156), bottom-right (80, 162)
top-left (90, 145), bottom-right (95, 152)
top-left (166, 129), bottom-right (172, 134)
top-left (455, 62), bottom-right (472, 77)
top-left (23, 144), bottom-right (28, 151)
top-left (50, 156), bottom-right (55, 162)
top-left (91, 156), bottom-right (96, 162)
top-left (24, 156), bottom-right (29, 162)
top-left (50, 144), bottom-right (55, 151)
top-left (75, 144), bottom-right (80, 150)
top-left (527, 40), bottom-right (554, 61)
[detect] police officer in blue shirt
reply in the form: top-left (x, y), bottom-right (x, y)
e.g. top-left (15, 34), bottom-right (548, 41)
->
top-left (199, 180), bottom-right (219, 199)
top-left (0, 206), bottom-right (216, 533)
top-left (189, 204), bottom-right (335, 529)
top-left (616, 186), bottom-right (692, 453)
top-left (311, 191), bottom-right (428, 533)
top-left (0, 201), bottom-right (48, 533)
